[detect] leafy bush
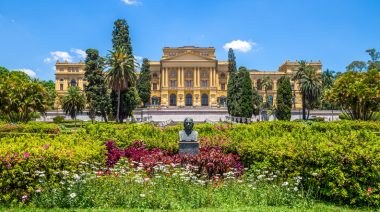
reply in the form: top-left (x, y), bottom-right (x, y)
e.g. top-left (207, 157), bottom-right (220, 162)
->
top-left (0, 122), bottom-right (60, 134)
top-left (340, 112), bottom-right (380, 121)
top-left (0, 132), bottom-right (106, 204)
top-left (105, 140), bottom-right (244, 178)
top-left (52, 116), bottom-right (65, 123)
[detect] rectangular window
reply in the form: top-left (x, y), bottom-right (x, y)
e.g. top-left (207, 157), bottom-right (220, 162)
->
top-left (202, 80), bottom-right (207, 88)
top-left (221, 83), bottom-right (225, 90)
top-left (60, 84), bottom-right (63, 90)
top-left (170, 80), bottom-right (176, 88)
top-left (153, 83), bottom-right (157, 90)
top-left (186, 80), bottom-right (192, 88)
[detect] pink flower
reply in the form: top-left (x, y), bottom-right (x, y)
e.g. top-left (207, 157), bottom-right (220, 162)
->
top-left (7, 163), bottom-right (11, 169)
top-left (368, 187), bottom-right (372, 195)
top-left (43, 144), bottom-right (50, 150)
top-left (23, 152), bottom-right (30, 158)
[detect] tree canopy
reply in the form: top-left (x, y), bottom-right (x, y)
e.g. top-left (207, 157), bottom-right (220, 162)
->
top-left (276, 76), bottom-right (293, 120)
top-left (137, 58), bottom-right (151, 107)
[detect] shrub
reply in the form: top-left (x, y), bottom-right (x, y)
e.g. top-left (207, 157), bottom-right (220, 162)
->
top-left (0, 122), bottom-right (60, 135)
top-left (105, 140), bottom-right (244, 178)
top-left (53, 116), bottom-right (65, 123)
top-left (0, 133), bottom-right (106, 204)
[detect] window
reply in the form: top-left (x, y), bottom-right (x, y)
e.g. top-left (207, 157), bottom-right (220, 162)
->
top-left (153, 83), bottom-right (157, 90)
top-left (201, 80), bottom-right (207, 88)
top-left (220, 73), bottom-right (226, 79)
top-left (60, 84), bottom-right (63, 90)
top-left (219, 96), bottom-right (227, 107)
top-left (169, 94), bottom-right (177, 106)
top-left (70, 79), bottom-right (77, 87)
top-left (201, 94), bottom-right (208, 106)
top-left (59, 68), bottom-right (64, 72)
top-left (152, 73), bottom-right (158, 78)
top-left (221, 83), bottom-right (225, 90)
top-left (185, 70), bottom-right (192, 78)
top-left (185, 94), bottom-right (192, 106)
top-left (169, 70), bottom-right (177, 78)
top-left (170, 80), bottom-right (176, 88)
top-left (152, 96), bottom-right (159, 105)
top-left (268, 95), bottom-right (273, 105)
top-left (291, 83), bottom-right (295, 90)
top-left (186, 80), bottom-right (192, 88)
top-left (257, 79), bottom-right (262, 90)
top-left (201, 70), bottom-right (208, 78)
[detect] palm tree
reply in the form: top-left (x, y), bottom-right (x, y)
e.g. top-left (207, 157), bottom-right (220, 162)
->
top-left (322, 69), bottom-right (335, 90)
top-left (106, 46), bottom-right (136, 123)
top-left (261, 76), bottom-right (273, 108)
top-left (61, 86), bottom-right (86, 125)
top-left (293, 61), bottom-right (322, 120)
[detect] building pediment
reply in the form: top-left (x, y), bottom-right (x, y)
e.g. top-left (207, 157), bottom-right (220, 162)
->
top-left (162, 52), bottom-right (215, 61)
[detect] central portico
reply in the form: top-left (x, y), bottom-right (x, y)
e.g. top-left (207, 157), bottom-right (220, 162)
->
top-left (149, 46), bottom-right (228, 107)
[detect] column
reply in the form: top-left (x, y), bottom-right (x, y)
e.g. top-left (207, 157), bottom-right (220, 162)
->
top-left (212, 67), bottom-right (216, 87)
top-left (181, 67), bottom-right (184, 87)
top-left (197, 67), bottom-right (200, 87)
top-left (215, 69), bottom-right (219, 90)
top-left (273, 80), bottom-right (277, 90)
top-left (209, 67), bottom-right (212, 88)
top-left (165, 68), bottom-right (169, 87)
top-left (193, 67), bottom-right (197, 87)
top-left (177, 67), bottom-right (180, 88)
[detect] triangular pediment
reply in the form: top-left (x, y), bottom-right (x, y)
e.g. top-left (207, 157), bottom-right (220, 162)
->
top-left (163, 52), bottom-right (215, 61)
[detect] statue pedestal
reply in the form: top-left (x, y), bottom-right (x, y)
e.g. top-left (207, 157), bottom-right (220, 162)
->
top-left (179, 141), bottom-right (199, 155)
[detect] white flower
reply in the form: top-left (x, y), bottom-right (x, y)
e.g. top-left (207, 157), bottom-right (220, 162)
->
top-left (140, 193), bottom-right (146, 198)
top-left (294, 187), bottom-right (298, 192)
top-left (70, 193), bottom-right (76, 198)
top-left (312, 173), bottom-right (318, 177)
top-left (35, 189), bottom-right (42, 193)
top-left (257, 175), bottom-right (265, 180)
top-left (282, 182), bottom-right (289, 187)
top-left (22, 172), bottom-right (29, 175)
top-left (73, 174), bottom-right (80, 181)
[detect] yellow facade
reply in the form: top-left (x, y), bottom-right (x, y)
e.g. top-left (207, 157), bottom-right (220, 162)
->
top-left (55, 46), bottom-right (322, 109)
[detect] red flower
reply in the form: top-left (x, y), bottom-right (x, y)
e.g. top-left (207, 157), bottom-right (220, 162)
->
top-left (367, 187), bottom-right (372, 195)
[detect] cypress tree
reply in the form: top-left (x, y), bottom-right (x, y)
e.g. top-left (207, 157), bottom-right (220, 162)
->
top-left (137, 58), bottom-right (151, 107)
top-left (84, 48), bottom-right (111, 122)
top-left (227, 48), bottom-right (238, 116)
top-left (252, 86), bottom-right (261, 116)
top-left (236, 67), bottom-right (254, 118)
top-left (276, 76), bottom-right (293, 120)
top-left (110, 19), bottom-right (138, 122)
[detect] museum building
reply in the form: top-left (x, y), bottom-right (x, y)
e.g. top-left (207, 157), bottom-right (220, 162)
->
top-left (55, 46), bottom-right (322, 109)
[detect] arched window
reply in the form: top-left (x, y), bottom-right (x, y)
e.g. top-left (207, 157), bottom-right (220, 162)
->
top-left (267, 81), bottom-right (273, 90)
top-left (152, 96), bottom-right (159, 106)
top-left (220, 73), bottom-right (226, 79)
top-left (185, 70), bottom-right (193, 78)
top-left (201, 93), bottom-right (208, 106)
top-left (169, 94), bottom-right (177, 106)
top-left (70, 79), bottom-right (77, 87)
top-left (257, 79), bottom-right (262, 90)
top-left (219, 96), bottom-right (227, 107)
top-left (152, 73), bottom-right (158, 79)
top-left (259, 95), bottom-right (263, 102)
top-left (185, 94), bottom-right (192, 106)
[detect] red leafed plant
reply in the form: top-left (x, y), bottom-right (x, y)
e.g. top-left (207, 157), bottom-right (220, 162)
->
top-left (104, 140), bottom-right (244, 178)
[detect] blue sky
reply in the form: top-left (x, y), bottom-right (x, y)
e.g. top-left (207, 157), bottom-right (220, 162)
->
top-left (0, 0), bottom-right (379, 80)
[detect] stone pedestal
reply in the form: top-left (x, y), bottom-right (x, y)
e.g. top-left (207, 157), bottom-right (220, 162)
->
top-left (179, 141), bottom-right (199, 155)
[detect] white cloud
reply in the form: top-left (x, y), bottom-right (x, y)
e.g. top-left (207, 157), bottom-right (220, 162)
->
top-left (223, 40), bottom-right (256, 53)
top-left (43, 58), bottom-right (52, 63)
top-left (71, 48), bottom-right (87, 59)
top-left (121, 0), bottom-right (140, 5)
top-left (15, 69), bottom-right (36, 78)
top-left (50, 51), bottom-right (73, 62)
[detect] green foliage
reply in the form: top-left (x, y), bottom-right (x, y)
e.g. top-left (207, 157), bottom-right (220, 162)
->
top-left (122, 87), bottom-right (141, 119)
top-left (0, 122), bottom-right (60, 134)
top-left (31, 161), bottom-right (311, 210)
top-left (0, 132), bottom-right (106, 204)
top-left (84, 48), bottom-right (111, 122)
top-left (112, 19), bottom-right (133, 55)
top-left (53, 116), bottom-right (65, 123)
top-left (346, 48), bottom-right (380, 72)
top-left (226, 48), bottom-right (238, 115)
top-left (0, 70), bottom-right (50, 122)
top-left (252, 86), bottom-right (261, 116)
top-left (339, 112), bottom-right (380, 121)
top-left (39, 80), bottom-right (57, 110)
top-left (137, 58), bottom-right (151, 107)
top-left (235, 67), bottom-right (254, 118)
top-left (276, 76), bottom-right (293, 120)
top-left (61, 86), bottom-right (86, 120)
top-left (325, 70), bottom-right (380, 120)
top-left (293, 61), bottom-right (322, 120)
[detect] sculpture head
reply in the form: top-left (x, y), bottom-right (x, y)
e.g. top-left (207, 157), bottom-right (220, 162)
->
top-left (183, 117), bottom-right (194, 136)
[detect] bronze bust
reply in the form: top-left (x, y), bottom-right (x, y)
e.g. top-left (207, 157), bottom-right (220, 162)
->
top-left (179, 117), bottom-right (198, 142)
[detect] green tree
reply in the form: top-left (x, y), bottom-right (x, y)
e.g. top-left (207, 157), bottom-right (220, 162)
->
top-left (61, 86), bottom-right (86, 121)
top-left (137, 58), bottom-right (151, 107)
top-left (227, 48), bottom-right (238, 116)
top-left (84, 48), bottom-right (111, 123)
top-left (346, 61), bottom-right (367, 72)
top-left (123, 87), bottom-right (141, 119)
top-left (366, 48), bottom-right (380, 71)
top-left (110, 18), bottom-right (137, 122)
top-left (276, 76), bottom-right (293, 120)
top-left (236, 67), bottom-right (254, 118)
top-left (0, 71), bottom-right (50, 122)
top-left (325, 69), bottom-right (380, 120)
top-left (252, 86), bottom-right (261, 116)
top-left (322, 69), bottom-right (335, 90)
top-left (106, 47), bottom-right (136, 122)
top-left (260, 76), bottom-right (273, 108)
